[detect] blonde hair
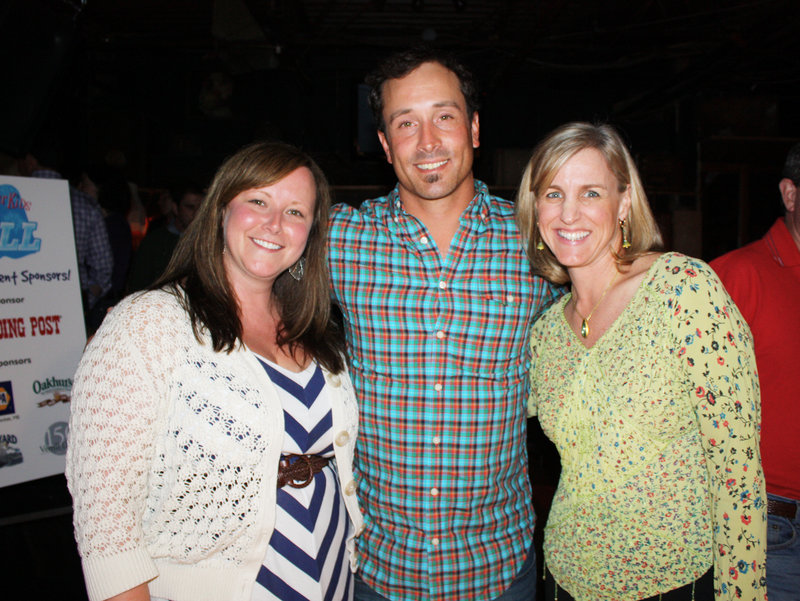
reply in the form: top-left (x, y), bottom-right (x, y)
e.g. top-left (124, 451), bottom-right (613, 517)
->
top-left (515, 122), bottom-right (663, 285)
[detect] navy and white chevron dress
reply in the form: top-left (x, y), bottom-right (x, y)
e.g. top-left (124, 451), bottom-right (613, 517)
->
top-left (252, 357), bottom-right (353, 601)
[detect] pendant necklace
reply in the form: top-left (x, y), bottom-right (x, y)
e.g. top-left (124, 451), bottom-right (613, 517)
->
top-left (575, 270), bottom-right (619, 338)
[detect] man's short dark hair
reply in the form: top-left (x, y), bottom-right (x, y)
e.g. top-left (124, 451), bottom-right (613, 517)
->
top-left (365, 45), bottom-right (481, 133)
top-left (782, 142), bottom-right (800, 185)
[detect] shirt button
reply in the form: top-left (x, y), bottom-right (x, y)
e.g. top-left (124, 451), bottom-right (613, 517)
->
top-left (506, 294), bottom-right (515, 303)
top-left (420, 236), bottom-right (429, 245)
top-left (438, 280), bottom-right (447, 290)
top-left (430, 487), bottom-right (439, 496)
top-left (335, 431), bottom-right (350, 446)
top-left (431, 537), bottom-right (440, 546)
top-left (435, 330), bottom-right (445, 339)
top-left (434, 383), bottom-right (443, 392)
top-left (344, 480), bottom-right (357, 496)
top-left (432, 436), bottom-right (441, 445)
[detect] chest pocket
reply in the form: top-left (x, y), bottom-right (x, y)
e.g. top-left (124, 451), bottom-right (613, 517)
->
top-left (446, 254), bottom-right (535, 378)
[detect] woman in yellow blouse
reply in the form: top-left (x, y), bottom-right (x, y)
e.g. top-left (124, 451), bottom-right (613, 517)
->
top-left (516, 122), bottom-right (767, 601)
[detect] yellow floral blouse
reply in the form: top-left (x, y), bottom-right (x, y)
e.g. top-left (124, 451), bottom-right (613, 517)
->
top-left (529, 253), bottom-right (767, 601)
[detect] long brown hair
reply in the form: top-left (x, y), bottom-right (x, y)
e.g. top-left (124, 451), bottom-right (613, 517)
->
top-left (153, 141), bottom-right (345, 373)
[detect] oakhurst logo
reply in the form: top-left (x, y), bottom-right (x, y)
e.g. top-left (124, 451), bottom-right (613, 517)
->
top-left (32, 376), bottom-right (73, 395)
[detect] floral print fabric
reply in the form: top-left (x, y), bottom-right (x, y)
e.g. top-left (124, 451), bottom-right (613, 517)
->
top-left (529, 253), bottom-right (767, 601)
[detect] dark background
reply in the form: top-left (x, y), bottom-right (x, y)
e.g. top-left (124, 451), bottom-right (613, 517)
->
top-left (1, 0), bottom-right (798, 598)
top-left (3, 0), bottom-right (799, 255)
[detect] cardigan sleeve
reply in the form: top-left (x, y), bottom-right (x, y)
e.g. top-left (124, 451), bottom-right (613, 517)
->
top-left (66, 291), bottom-right (178, 601)
top-left (666, 257), bottom-right (767, 601)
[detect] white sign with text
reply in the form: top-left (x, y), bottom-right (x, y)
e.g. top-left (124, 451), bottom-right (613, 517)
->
top-left (0, 175), bottom-right (86, 488)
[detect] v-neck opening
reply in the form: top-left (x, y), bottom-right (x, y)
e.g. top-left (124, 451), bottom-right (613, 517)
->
top-left (560, 254), bottom-right (666, 351)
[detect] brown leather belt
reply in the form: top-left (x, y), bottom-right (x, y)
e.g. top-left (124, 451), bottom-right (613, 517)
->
top-left (277, 454), bottom-right (330, 489)
top-left (767, 497), bottom-right (798, 519)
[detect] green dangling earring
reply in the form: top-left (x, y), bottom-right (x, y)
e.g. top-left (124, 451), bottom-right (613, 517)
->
top-left (620, 218), bottom-right (631, 249)
top-left (536, 226), bottom-right (545, 250)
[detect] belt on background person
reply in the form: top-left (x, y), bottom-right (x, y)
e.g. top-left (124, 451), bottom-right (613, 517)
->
top-left (277, 454), bottom-right (330, 489)
top-left (767, 497), bottom-right (799, 519)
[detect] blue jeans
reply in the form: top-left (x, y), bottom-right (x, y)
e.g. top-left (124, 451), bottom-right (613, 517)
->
top-left (354, 540), bottom-right (537, 601)
top-left (766, 493), bottom-right (800, 601)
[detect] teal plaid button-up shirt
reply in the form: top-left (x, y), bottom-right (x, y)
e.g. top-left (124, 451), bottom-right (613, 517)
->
top-left (328, 180), bottom-right (560, 601)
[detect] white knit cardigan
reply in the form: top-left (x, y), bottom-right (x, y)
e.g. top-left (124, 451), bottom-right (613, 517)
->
top-left (66, 289), bottom-right (363, 601)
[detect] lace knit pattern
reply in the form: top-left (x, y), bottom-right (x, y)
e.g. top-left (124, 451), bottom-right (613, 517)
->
top-left (529, 253), bottom-right (767, 601)
top-left (66, 289), bottom-right (361, 601)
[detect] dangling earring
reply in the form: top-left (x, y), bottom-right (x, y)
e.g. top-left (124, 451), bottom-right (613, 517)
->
top-left (620, 218), bottom-right (631, 249)
top-left (536, 229), bottom-right (545, 251)
top-left (289, 257), bottom-right (305, 281)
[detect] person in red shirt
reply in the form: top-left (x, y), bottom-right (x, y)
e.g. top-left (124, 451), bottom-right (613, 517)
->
top-left (711, 141), bottom-right (800, 601)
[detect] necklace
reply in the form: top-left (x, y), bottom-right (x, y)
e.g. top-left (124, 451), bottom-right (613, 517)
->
top-left (575, 270), bottom-right (619, 338)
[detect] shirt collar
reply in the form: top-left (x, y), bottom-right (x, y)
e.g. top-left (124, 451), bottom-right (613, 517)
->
top-left (767, 217), bottom-right (800, 267)
top-left (465, 179), bottom-right (492, 228)
top-left (387, 179), bottom-right (493, 221)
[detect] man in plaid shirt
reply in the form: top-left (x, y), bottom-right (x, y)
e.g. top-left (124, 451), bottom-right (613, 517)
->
top-left (328, 47), bottom-right (560, 601)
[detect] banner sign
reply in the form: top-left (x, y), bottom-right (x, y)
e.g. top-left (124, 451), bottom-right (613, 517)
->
top-left (0, 175), bottom-right (86, 488)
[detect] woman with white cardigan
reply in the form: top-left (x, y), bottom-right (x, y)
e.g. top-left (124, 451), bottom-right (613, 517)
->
top-left (66, 141), bottom-right (362, 601)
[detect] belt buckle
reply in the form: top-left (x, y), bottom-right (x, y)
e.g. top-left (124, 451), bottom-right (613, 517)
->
top-left (286, 455), bottom-right (315, 489)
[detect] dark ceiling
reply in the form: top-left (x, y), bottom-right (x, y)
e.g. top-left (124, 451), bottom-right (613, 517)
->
top-left (3, 0), bottom-right (799, 221)
top-left (75, 0), bottom-right (799, 98)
